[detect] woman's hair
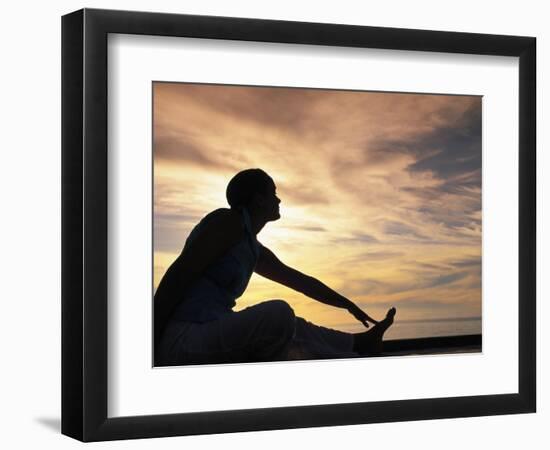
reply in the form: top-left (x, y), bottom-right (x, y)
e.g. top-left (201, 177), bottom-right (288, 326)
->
top-left (226, 168), bottom-right (273, 209)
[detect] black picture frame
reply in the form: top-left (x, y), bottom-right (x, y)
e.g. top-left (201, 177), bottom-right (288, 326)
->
top-left (61, 8), bottom-right (536, 442)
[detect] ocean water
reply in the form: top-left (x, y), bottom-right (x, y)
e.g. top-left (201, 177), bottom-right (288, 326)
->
top-left (382, 317), bottom-right (482, 340)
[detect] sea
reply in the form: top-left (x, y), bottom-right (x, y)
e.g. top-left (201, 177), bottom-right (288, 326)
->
top-left (381, 317), bottom-right (482, 341)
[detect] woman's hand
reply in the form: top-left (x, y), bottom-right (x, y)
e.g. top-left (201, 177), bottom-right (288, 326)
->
top-left (347, 302), bottom-right (379, 328)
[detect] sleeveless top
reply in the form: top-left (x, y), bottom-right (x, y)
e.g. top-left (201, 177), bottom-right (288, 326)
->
top-left (169, 206), bottom-right (261, 323)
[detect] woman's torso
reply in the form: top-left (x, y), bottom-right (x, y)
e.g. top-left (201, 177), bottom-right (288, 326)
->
top-left (169, 206), bottom-right (260, 323)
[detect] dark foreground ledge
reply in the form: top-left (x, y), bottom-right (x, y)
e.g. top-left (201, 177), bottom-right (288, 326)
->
top-left (156, 334), bottom-right (483, 367)
top-left (381, 334), bottom-right (482, 356)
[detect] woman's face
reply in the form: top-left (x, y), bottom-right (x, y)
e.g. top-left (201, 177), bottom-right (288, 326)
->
top-left (261, 180), bottom-right (281, 221)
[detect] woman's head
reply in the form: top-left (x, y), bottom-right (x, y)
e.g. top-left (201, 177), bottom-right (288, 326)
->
top-left (226, 168), bottom-right (280, 221)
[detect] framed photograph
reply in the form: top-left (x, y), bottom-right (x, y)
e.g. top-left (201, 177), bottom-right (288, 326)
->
top-left (61, 8), bottom-right (536, 441)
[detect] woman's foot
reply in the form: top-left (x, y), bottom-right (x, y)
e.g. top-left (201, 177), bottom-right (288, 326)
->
top-left (353, 307), bottom-right (396, 356)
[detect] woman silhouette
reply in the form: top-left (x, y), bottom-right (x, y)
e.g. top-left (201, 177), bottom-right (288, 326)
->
top-left (154, 168), bottom-right (396, 365)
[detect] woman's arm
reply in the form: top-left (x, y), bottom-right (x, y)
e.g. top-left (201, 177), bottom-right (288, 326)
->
top-left (154, 209), bottom-right (244, 349)
top-left (254, 244), bottom-right (378, 327)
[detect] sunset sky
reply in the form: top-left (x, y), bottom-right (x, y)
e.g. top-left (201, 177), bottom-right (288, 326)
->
top-left (153, 82), bottom-right (482, 333)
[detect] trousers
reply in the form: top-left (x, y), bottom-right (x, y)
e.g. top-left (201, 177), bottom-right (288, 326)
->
top-left (157, 299), bottom-right (357, 366)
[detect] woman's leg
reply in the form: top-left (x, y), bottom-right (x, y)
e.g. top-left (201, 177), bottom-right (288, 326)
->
top-left (283, 307), bottom-right (397, 360)
top-left (165, 299), bottom-right (297, 365)
top-left (287, 317), bottom-right (356, 360)
top-left (352, 307), bottom-right (396, 355)
top-left (159, 302), bottom-right (397, 365)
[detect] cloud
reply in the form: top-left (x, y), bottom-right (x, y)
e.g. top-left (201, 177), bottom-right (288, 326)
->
top-left (406, 103), bottom-right (481, 180)
top-left (343, 268), bottom-right (470, 298)
top-left (356, 250), bottom-right (404, 260)
top-left (413, 261), bottom-right (451, 271)
top-left (450, 257), bottom-right (482, 268)
top-left (323, 96), bottom-right (481, 243)
top-left (154, 134), bottom-right (238, 171)
top-left (333, 232), bottom-right (380, 244)
top-left (155, 82), bottom-right (321, 134)
top-left (425, 271), bottom-right (469, 288)
top-left (277, 180), bottom-right (330, 205)
top-left (384, 220), bottom-right (429, 240)
top-left (152, 83), bottom-right (482, 328)
top-left (284, 225), bottom-right (328, 232)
